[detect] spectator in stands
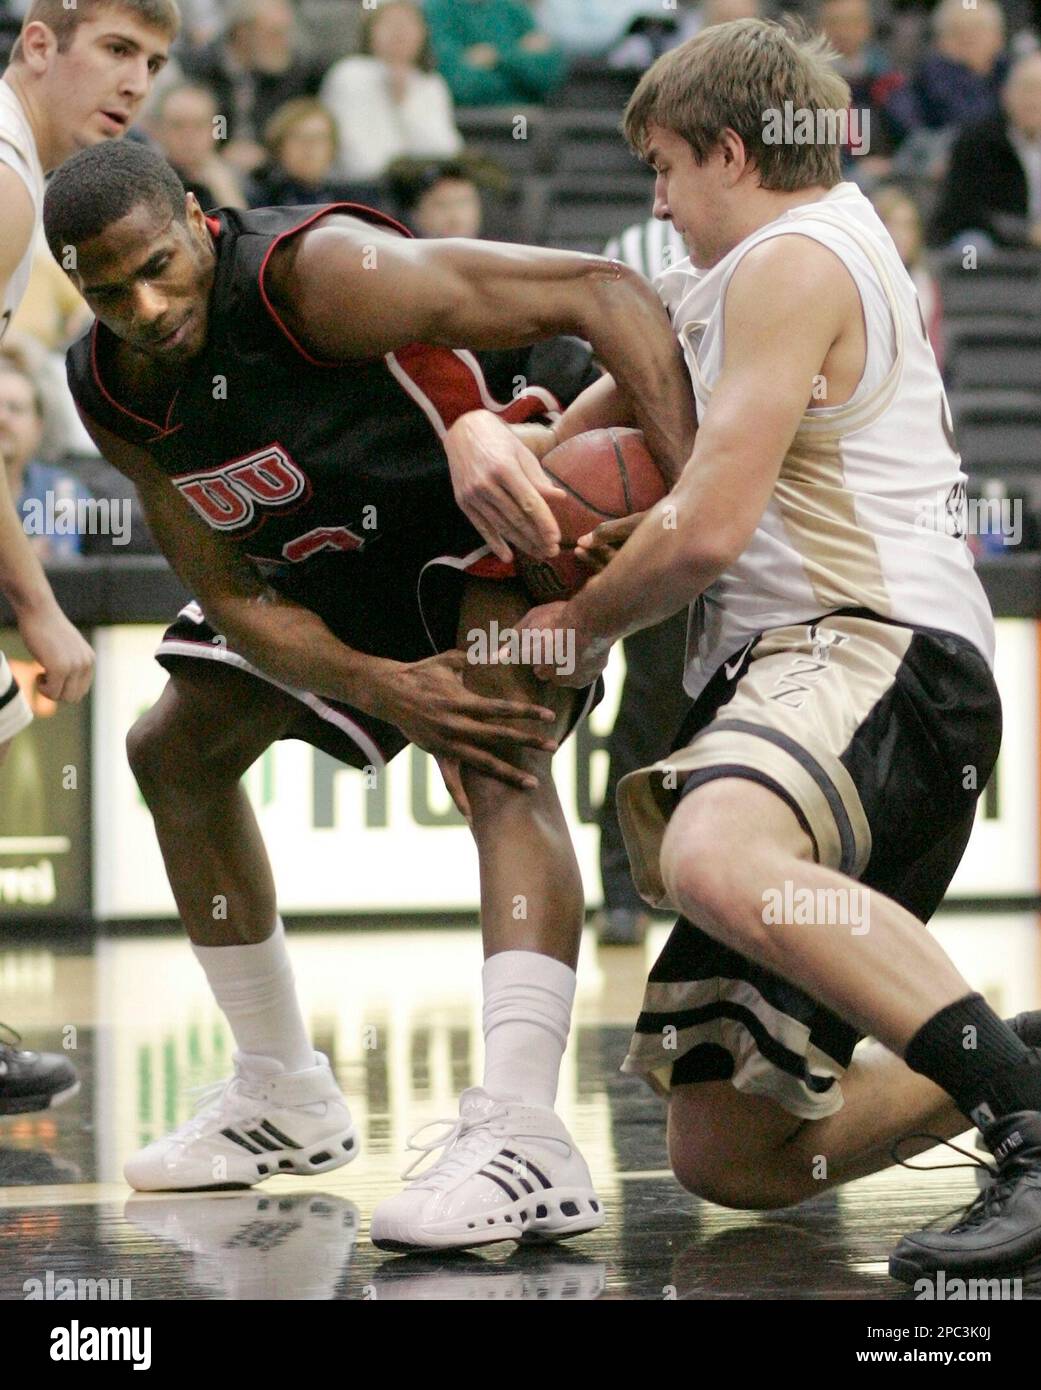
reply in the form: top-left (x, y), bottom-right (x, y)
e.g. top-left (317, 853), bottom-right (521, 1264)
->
top-left (388, 153), bottom-right (509, 237)
top-left (609, 0), bottom-right (759, 68)
top-left (180, 0), bottom-right (325, 176)
top-left (0, 352), bottom-right (92, 561)
top-left (424, 0), bottom-right (567, 107)
top-left (146, 82), bottom-right (247, 210)
top-left (885, 0), bottom-right (1008, 174)
top-left (820, 0), bottom-right (903, 181)
top-left (533, 0), bottom-right (666, 58)
top-left (177, 0), bottom-right (225, 48)
top-left (248, 98), bottom-right (384, 209)
top-left (872, 185), bottom-right (945, 370)
top-left (930, 51), bottom-right (1041, 250)
top-left (319, 1), bottom-right (462, 183)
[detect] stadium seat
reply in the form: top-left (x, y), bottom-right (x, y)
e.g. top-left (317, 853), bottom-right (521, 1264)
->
top-left (539, 173), bottom-right (654, 253)
top-left (945, 321), bottom-right (1041, 392)
top-left (935, 250), bottom-right (1041, 319)
top-left (549, 110), bottom-right (647, 179)
top-left (950, 390), bottom-right (1041, 472)
top-left (456, 106), bottom-right (554, 175)
top-left (547, 59), bottom-right (642, 112)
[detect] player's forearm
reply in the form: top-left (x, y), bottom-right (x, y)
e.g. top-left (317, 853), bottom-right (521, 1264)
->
top-left (565, 490), bottom-right (733, 649)
top-left (505, 379), bottom-right (632, 459)
top-left (576, 267), bottom-right (696, 484)
top-left (553, 375), bottom-right (635, 445)
top-left (0, 466), bottom-right (58, 617)
top-left (204, 591), bottom-right (402, 720)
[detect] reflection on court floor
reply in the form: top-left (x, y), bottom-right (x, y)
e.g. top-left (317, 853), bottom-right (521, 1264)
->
top-left (1, 916), bottom-right (1040, 1300)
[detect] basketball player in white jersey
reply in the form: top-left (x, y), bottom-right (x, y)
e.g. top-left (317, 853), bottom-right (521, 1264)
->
top-left (452, 19), bottom-right (1041, 1282)
top-left (0, 0), bottom-right (176, 1115)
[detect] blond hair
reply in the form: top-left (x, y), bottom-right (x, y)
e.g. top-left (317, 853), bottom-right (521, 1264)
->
top-left (623, 18), bottom-right (851, 192)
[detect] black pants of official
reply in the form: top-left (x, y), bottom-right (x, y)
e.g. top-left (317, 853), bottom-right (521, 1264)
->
top-left (598, 608), bottom-right (693, 913)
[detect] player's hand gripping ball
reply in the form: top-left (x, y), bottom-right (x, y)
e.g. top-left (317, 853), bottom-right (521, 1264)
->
top-left (516, 428), bottom-right (668, 602)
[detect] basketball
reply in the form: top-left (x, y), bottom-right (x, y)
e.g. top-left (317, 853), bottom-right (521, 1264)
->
top-left (517, 428), bottom-right (669, 602)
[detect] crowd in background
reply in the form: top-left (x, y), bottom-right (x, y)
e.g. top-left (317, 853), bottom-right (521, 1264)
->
top-left (1, 0), bottom-right (1039, 554)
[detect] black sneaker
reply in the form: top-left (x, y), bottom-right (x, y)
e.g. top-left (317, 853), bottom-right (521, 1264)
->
top-left (889, 1111), bottom-right (1041, 1283)
top-left (0, 1024), bottom-right (79, 1116)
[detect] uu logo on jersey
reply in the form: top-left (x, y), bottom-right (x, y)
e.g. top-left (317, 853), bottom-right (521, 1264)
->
top-left (173, 445), bottom-right (366, 562)
top-left (175, 444), bottom-right (310, 532)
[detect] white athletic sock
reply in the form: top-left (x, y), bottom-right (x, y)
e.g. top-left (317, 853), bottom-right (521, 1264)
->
top-left (481, 950), bottom-right (577, 1108)
top-left (191, 919), bottom-right (315, 1075)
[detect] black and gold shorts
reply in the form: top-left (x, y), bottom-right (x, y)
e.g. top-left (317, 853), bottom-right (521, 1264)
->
top-left (618, 610), bottom-right (1002, 1119)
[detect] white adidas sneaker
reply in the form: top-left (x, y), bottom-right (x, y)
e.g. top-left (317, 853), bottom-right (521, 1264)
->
top-left (370, 1087), bottom-right (605, 1253)
top-left (123, 1051), bottom-right (358, 1192)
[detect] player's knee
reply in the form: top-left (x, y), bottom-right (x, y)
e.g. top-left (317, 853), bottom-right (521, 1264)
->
top-left (660, 795), bottom-right (774, 948)
top-left (126, 702), bottom-right (201, 800)
top-left (461, 749), bottom-right (555, 812)
top-left (660, 809), bottom-right (739, 922)
top-left (668, 1134), bottom-right (805, 1210)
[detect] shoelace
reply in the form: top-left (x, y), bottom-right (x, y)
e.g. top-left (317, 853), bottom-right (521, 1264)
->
top-left (172, 1071), bottom-right (262, 1145)
top-left (400, 1107), bottom-right (507, 1186)
top-left (891, 1131), bottom-right (1041, 1233)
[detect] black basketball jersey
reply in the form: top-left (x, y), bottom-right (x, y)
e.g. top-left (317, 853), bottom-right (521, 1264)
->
top-left (66, 203), bottom-right (562, 578)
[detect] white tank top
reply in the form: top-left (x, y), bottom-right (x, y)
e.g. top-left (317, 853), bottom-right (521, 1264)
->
top-left (0, 80), bottom-right (45, 342)
top-left (656, 182), bottom-right (996, 700)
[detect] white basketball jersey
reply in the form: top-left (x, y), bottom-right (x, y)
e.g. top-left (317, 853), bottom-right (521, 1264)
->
top-left (0, 80), bottom-right (45, 342)
top-left (656, 182), bottom-right (996, 700)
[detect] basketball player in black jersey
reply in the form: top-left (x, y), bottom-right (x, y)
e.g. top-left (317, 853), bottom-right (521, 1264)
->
top-left (44, 139), bottom-right (697, 1250)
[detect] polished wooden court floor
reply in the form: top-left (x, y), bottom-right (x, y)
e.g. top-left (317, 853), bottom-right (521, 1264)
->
top-left (2, 915), bottom-right (1041, 1301)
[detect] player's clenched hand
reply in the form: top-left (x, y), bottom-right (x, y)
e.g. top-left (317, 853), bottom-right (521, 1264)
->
top-left (517, 601), bottom-right (613, 688)
top-left (444, 411), bottom-right (565, 564)
top-left (575, 512), bottom-right (647, 574)
top-left (379, 650), bottom-right (559, 789)
top-left (17, 603), bottom-right (95, 703)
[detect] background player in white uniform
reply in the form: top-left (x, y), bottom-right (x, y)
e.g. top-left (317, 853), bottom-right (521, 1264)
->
top-left (452, 19), bottom-right (1041, 1282)
top-left (0, 0), bottom-right (176, 1115)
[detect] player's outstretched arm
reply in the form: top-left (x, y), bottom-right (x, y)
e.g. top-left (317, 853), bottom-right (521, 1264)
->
top-left (0, 168), bottom-right (95, 704)
top-left (79, 414), bottom-right (559, 788)
top-left (523, 236), bottom-right (853, 686)
top-left (271, 224), bottom-right (697, 556)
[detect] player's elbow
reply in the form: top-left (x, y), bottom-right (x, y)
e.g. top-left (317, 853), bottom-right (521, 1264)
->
top-left (681, 529), bottom-right (745, 580)
top-left (580, 258), bottom-right (656, 333)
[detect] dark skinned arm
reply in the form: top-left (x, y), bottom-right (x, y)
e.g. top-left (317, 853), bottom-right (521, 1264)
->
top-left (268, 221), bottom-right (697, 559)
top-left (78, 411), bottom-right (558, 788)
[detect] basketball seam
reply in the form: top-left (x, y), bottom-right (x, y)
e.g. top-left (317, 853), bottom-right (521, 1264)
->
top-left (608, 429), bottom-right (635, 514)
top-left (540, 466), bottom-right (623, 521)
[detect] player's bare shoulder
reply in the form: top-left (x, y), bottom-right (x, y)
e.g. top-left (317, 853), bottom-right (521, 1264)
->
top-left (265, 213), bottom-right (407, 323)
top-left (0, 163), bottom-right (35, 282)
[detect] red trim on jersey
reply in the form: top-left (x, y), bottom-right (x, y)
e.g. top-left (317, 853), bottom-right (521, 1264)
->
top-left (205, 215), bottom-right (222, 237)
top-left (465, 554), bottom-right (518, 580)
top-left (387, 342), bottom-right (553, 437)
top-left (89, 321), bottom-right (183, 440)
top-left (257, 202), bottom-right (415, 368)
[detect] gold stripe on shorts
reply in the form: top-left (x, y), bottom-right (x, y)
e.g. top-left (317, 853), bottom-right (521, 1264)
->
top-left (617, 615), bottom-right (914, 910)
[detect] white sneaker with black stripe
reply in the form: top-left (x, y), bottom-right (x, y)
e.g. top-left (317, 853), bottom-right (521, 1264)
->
top-left (370, 1087), bottom-right (604, 1253)
top-left (123, 1052), bottom-right (358, 1192)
